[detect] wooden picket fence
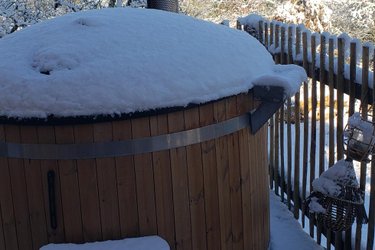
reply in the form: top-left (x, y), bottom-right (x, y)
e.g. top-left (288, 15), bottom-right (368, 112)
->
top-left (238, 18), bottom-right (375, 250)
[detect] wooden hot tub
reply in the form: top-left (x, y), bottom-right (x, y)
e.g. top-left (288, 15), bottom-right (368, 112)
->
top-left (0, 91), bottom-right (270, 250)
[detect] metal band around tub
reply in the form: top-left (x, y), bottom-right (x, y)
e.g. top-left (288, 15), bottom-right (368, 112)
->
top-left (0, 113), bottom-right (251, 160)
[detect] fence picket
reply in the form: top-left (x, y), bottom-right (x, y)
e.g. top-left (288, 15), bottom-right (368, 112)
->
top-left (368, 48), bottom-right (375, 250)
top-left (301, 29), bottom-right (309, 229)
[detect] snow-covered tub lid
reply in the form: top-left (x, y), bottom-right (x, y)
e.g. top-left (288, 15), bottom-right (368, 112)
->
top-left (40, 236), bottom-right (170, 250)
top-left (0, 7), bottom-right (307, 123)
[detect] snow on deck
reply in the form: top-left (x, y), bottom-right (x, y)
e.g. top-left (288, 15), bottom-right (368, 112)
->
top-left (0, 8), bottom-right (306, 119)
top-left (40, 236), bottom-right (169, 250)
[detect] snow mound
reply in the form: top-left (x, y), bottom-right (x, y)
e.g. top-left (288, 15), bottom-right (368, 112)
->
top-left (0, 8), bottom-right (306, 119)
top-left (312, 159), bottom-right (358, 197)
top-left (40, 236), bottom-right (169, 250)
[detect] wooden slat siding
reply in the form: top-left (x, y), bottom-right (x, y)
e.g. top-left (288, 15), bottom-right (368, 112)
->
top-left (293, 91), bottom-right (301, 220)
top-left (309, 34), bottom-right (318, 238)
top-left (301, 31), bottom-right (309, 228)
top-left (38, 126), bottom-right (65, 243)
top-left (184, 108), bottom-right (207, 250)
top-left (0, 203), bottom-right (5, 250)
top-left (5, 125), bottom-right (33, 250)
top-left (295, 26), bottom-right (301, 61)
top-left (0, 125), bottom-right (18, 250)
top-left (336, 37), bottom-right (345, 160)
top-left (131, 117), bottom-right (158, 236)
top-left (73, 124), bottom-right (102, 242)
top-left (213, 99), bottom-right (233, 250)
top-left (226, 96), bottom-right (244, 250)
top-left (260, 124), bottom-right (271, 250)
top-left (199, 103), bottom-right (221, 250)
top-left (368, 49), bottom-right (375, 250)
top-left (355, 45), bottom-right (370, 250)
top-left (20, 126), bottom-right (48, 249)
top-left (349, 42), bottom-right (357, 116)
top-left (274, 110), bottom-right (280, 195)
top-left (93, 122), bottom-right (121, 240)
top-left (286, 97), bottom-right (292, 210)
top-left (317, 34), bottom-right (327, 245)
top-left (328, 38), bottom-right (335, 167)
top-left (335, 37), bottom-right (345, 250)
top-left (237, 93), bottom-right (254, 249)
top-left (168, 111), bottom-right (192, 250)
top-left (113, 120), bottom-right (139, 238)
top-left (149, 115), bottom-right (175, 247)
top-left (54, 125), bottom-right (83, 243)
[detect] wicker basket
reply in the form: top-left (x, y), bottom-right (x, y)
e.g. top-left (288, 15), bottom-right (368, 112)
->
top-left (306, 186), bottom-right (367, 232)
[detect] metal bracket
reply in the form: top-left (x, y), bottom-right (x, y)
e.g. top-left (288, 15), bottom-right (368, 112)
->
top-left (249, 85), bottom-right (285, 134)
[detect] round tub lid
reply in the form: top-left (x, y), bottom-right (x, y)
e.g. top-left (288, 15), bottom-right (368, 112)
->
top-left (0, 8), bottom-right (306, 119)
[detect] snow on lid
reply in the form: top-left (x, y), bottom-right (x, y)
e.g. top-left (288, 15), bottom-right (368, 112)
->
top-left (0, 8), bottom-right (306, 119)
top-left (40, 236), bottom-right (170, 250)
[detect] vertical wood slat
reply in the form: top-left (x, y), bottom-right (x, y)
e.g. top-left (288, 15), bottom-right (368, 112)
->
top-left (74, 125), bottom-right (102, 242)
top-left (149, 115), bottom-right (175, 248)
top-left (264, 22), bottom-right (269, 49)
top-left (214, 100), bottom-right (233, 250)
top-left (131, 118), bottom-right (157, 236)
top-left (94, 123), bottom-right (121, 240)
top-left (328, 38), bottom-right (335, 167)
top-left (258, 20), bottom-right (264, 45)
top-left (274, 24), bottom-right (280, 64)
top-left (317, 34), bottom-right (327, 245)
top-left (6, 125), bottom-right (33, 250)
top-left (184, 108), bottom-right (207, 250)
top-left (269, 115), bottom-right (275, 190)
top-left (237, 93), bottom-right (254, 249)
top-left (309, 34), bottom-right (318, 238)
top-left (199, 103), bottom-right (221, 250)
top-left (274, 110), bottom-right (280, 195)
top-left (288, 26), bottom-right (294, 64)
top-left (20, 126), bottom-right (49, 249)
top-left (0, 202), bottom-right (5, 250)
top-left (349, 42), bottom-right (358, 116)
top-left (293, 91), bottom-right (301, 220)
top-left (55, 125), bottom-right (83, 243)
top-left (38, 126), bottom-right (65, 244)
top-left (336, 38), bottom-right (345, 160)
top-left (367, 48), bottom-right (375, 250)
top-left (286, 97), bottom-right (292, 211)
top-left (226, 97), bottom-right (244, 250)
top-left (0, 125), bottom-right (19, 250)
top-left (301, 31), bottom-right (309, 228)
top-left (335, 37), bottom-right (346, 250)
top-left (355, 45), bottom-right (370, 250)
top-left (168, 111), bottom-right (192, 250)
top-left (326, 40), bottom-right (335, 250)
top-left (113, 120), bottom-right (139, 238)
top-left (280, 105), bottom-right (285, 202)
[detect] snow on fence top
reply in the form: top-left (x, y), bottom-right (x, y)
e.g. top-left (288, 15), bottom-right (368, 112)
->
top-left (0, 8), bottom-right (306, 119)
top-left (239, 14), bottom-right (374, 87)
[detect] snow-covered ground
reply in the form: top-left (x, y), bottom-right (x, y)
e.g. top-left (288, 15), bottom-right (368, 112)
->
top-left (270, 192), bottom-right (323, 250)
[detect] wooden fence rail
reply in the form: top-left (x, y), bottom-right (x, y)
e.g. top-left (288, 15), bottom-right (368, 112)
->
top-left (238, 17), bottom-right (375, 250)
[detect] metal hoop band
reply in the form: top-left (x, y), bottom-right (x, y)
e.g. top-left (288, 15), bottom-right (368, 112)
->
top-left (0, 113), bottom-right (250, 160)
